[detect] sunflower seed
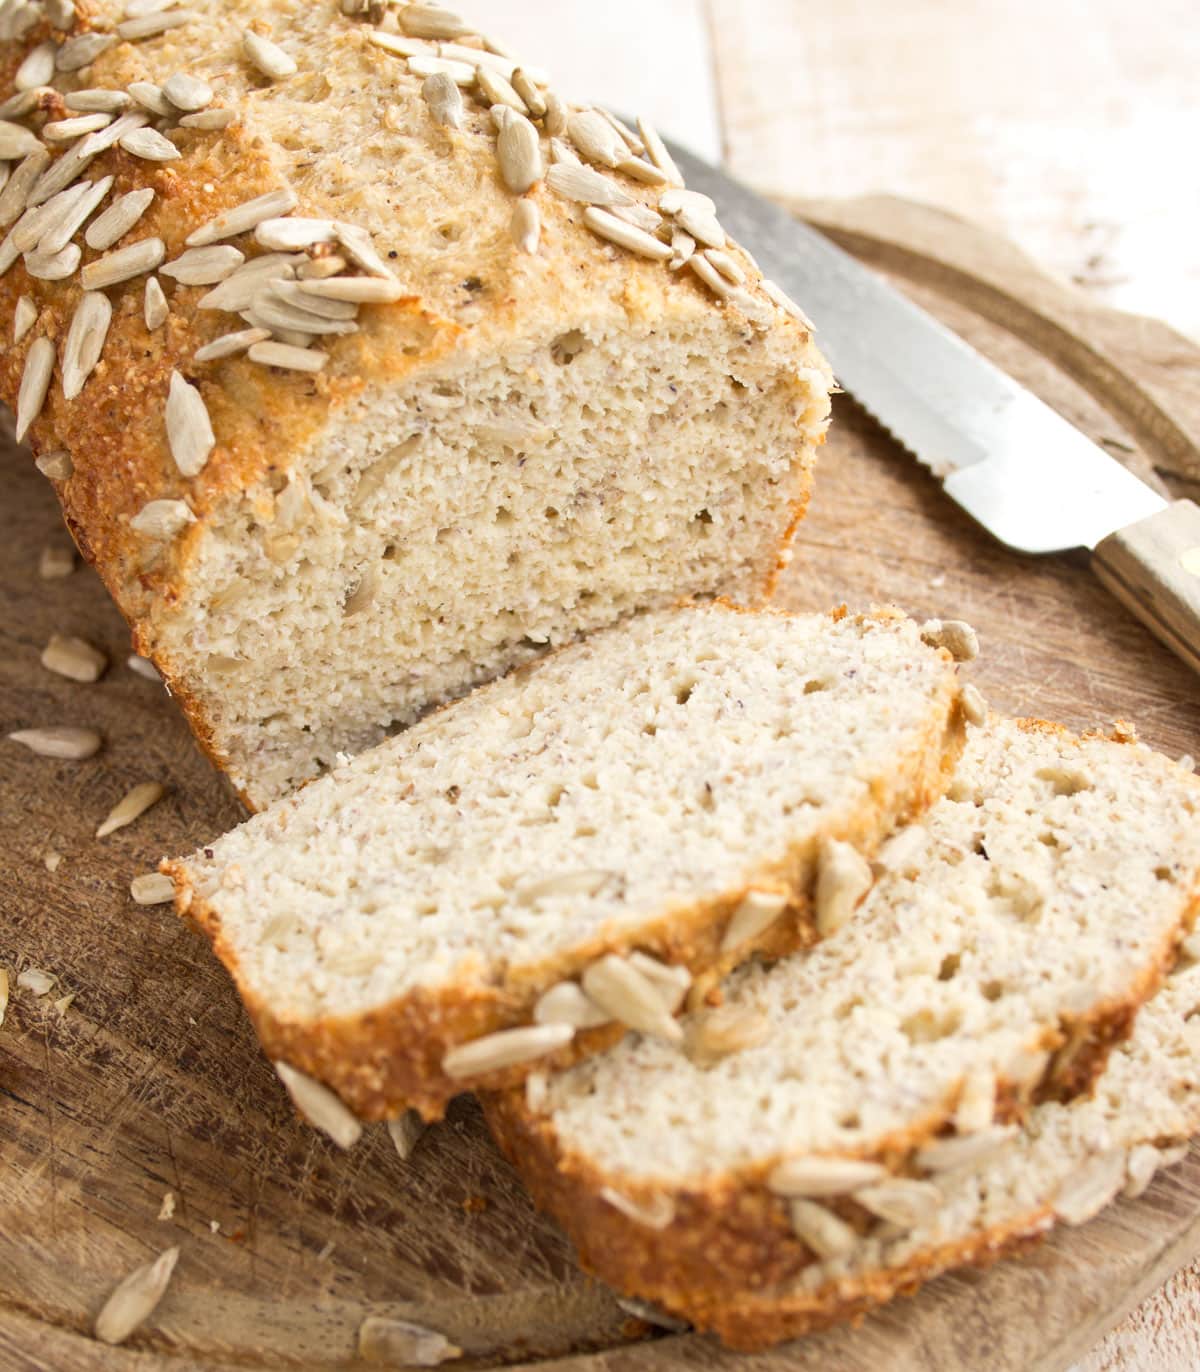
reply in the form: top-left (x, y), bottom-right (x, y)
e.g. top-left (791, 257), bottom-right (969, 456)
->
top-left (421, 71), bottom-right (463, 128)
top-left (254, 216), bottom-right (336, 251)
top-left (0, 87), bottom-right (43, 121)
top-left (920, 618), bottom-right (979, 662)
top-left (127, 81), bottom-right (173, 117)
top-left (35, 450), bottom-right (73, 479)
top-left (1, 1), bottom-right (41, 41)
top-left (41, 633), bottom-right (105, 683)
top-left (127, 654), bottom-right (162, 681)
top-left (960, 682), bottom-right (987, 726)
top-left (490, 104), bottom-right (515, 133)
top-left (16, 336), bottom-right (54, 441)
top-left (1053, 1149), bottom-right (1127, 1225)
top-left (16, 42), bottom-right (56, 91)
top-left (248, 340), bottom-right (327, 372)
top-left (917, 1125), bottom-right (1018, 1174)
top-left (399, 4), bottom-right (472, 39)
top-left (39, 542), bottom-right (76, 579)
top-left (12, 295), bottom-right (35, 343)
top-left (854, 1178), bottom-right (942, 1228)
top-left (144, 275), bottom-right (169, 329)
top-left (366, 30), bottom-right (425, 58)
top-left (40, 175), bottom-right (115, 255)
top-left (659, 187), bottom-right (716, 216)
top-left (437, 41), bottom-right (531, 79)
top-left (516, 869), bottom-right (612, 904)
top-left (637, 116), bottom-right (684, 188)
top-left (8, 726), bottom-right (101, 759)
top-left (45, 0), bottom-right (76, 29)
top-left (187, 187), bottom-right (299, 247)
top-left (197, 252), bottom-right (300, 309)
top-left (598, 1186), bottom-right (675, 1230)
top-left (242, 29), bottom-right (298, 80)
top-left (162, 243), bottom-right (245, 285)
top-left (25, 240), bottom-right (81, 279)
top-left (668, 229), bottom-right (695, 270)
top-left (118, 8), bottom-right (194, 39)
top-left (675, 203), bottom-right (726, 249)
top-left (165, 370), bottom-right (215, 476)
top-left (86, 187), bottom-right (155, 250)
top-left (443, 1021), bottom-right (573, 1079)
top-left (567, 110), bottom-right (623, 168)
top-left (510, 68), bottom-right (546, 118)
top-left (718, 887), bottom-right (788, 955)
top-left (12, 183), bottom-right (84, 253)
top-left (250, 291), bottom-right (358, 335)
top-left (44, 113), bottom-right (115, 143)
top-left (193, 326), bottom-right (270, 362)
top-left (273, 1061), bottom-right (362, 1147)
top-left (496, 114), bottom-right (543, 196)
top-left (704, 248), bottom-right (745, 285)
top-left (297, 254), bottom-right (347, 282)
top-left (131, 871), bottom-right (174, 905)
top-left (546, 161), bottom-right (633, 207)
top-left (581, 954), bottom-right (682, 1043)
top-left (121, 127), bottom-right (181, 161)
top-left (94, 1247), bottom-right (179, 1345)
top-left (96, 781), bottom-right (165, 838)
top-left (26, 118), bottom-right (134, 209)
top-left (0, 148), bottom-right (49, 227)
top-left (295, 275), bottom-right (404, 303)
top-left (130, 497), bottom-right (195, 538)
top-left (615, 155), bottom-right (672, 187)
top-left (357, 1317), bottom-right (461, 1367)
top-left (760, 277), bottom-right (813, 327)
top-left (594, 110), bottom-right (641, 156)
top-left (268, 279), bottom-right (358, 318)
top-left (82, 236), bottom-right (165, 288)
top-left (333, 221), bottom-right (395, 278)
top-left (17, 965), bottom-right (55, 995)
top-left (727, 286), bottom-right (774, 327)
top-left (582, 206), bottom-right (671, 261)
top-left (80, 110), bottom-right (151, 159)
top-left (61, 292), bottom-right (113, 400)
top-left (612, 203), bottom-right (662, 233)
top-left (509, 199), bottom-right (540, 254)
top-left (627, 952), bottom-right (691, 1014)
top-left (814, 837), bottom-right (873, 937)
top-left (534, 980), bottom-right (610, 1029)
top-left (0, 121), bottom-right (41, 161)
top-left (179, 106), bottom-right (236, 131)
top-left (125, 0), bottom-right (181, 16)
top-left (788, 1199), bottom-right (857, 1259)
top-left (543, 90), bottom-right (568, 137)
top-left (386, 1109), bottom-right (426, 1161)
top-left (66, 89), bottom-right (133, 113)
top-left (685, 1004), bottom-right (771, 1066)
top-left (56, 32), bottom-right (117, 73)
top-left (162, 72), bottom-right (213, 111)
top-left (476, 65), bottom-right (526, 114)
top-left (768, 1156), bottom-right (887, 1198)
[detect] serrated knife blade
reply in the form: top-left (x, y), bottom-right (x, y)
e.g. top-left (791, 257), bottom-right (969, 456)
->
top-left (666, 144), bottom-right (1200, 675)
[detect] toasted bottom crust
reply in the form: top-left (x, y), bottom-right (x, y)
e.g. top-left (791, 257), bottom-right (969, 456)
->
top-left (167, 625), bottom-right (966, 1120)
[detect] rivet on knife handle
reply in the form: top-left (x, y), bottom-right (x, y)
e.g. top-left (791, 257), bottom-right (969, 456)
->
top-left (1091, 499), bottom-right (1200, 677)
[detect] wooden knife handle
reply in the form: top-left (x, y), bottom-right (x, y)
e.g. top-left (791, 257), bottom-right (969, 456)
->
top-left (1092, 499), bottom-right (1200, 677)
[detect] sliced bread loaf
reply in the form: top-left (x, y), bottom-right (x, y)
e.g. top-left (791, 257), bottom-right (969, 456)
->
top-left (642, 952), bottom-right (1200, 1348)
top-left (484, 717), bottom-right (1200, 1334)
top-left (167, 603), bottom-right (966, 1120)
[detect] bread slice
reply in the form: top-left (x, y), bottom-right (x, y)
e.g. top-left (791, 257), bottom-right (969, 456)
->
top-left (484, 718), bottom-right (1200, 1337)
top-left (167, 603), bottom-right (966, 1120)
top-left (644, 957), bottom-right (1200, 1348)
top-left (0, 0), bottom-right (831, 810)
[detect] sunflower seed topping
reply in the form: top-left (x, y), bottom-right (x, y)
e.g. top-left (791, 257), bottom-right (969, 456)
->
top-left (25, 241), bottom-right (81, 280)
top-left (45, 0), bottom-right (76, 29)
top-left (582, 206), bottom-right (672, 261)
top-left (668, 229), bottom-right (695, 270)
top-left (179, 106), bottom-right (236, 131)
top-left (94, 1247), bottom-right (180, 1346)
top-left (197, 252), bottom-right (300, 309)
top-left (295, 275), bottom-right (405, 303)
top-left (162, 72), bottom-right (213, 111)
top-left (615, 155), bottom-right (673, 187)
top-left (674, 202), bottom-right (726, 249)
top-left (87, 187), bottom-right (155, 250)
top-left (40, 175), bottom-right (115, 256)
top-left (131, 872), bottom-right (175, 905)
top-left (187, 188), bottom-right (300, 247)
top-left (162, 243), bottom-right (245, 285)
top-left (760, 277), bottom-right (813, 327)
top-left (250, 292), bottom-right (358, 335)
top-left (814, 837), bottom-right (874, 937)
top-left (0, 148), bottom-right (50, 228)
top-left (16, 337), bottom-right (55, 441)
top-left (44, 113), bottom-right (114, 143)
top-left (598, 1186), bottom-right (675, 1230)
top-left (511, 69), bottom-right (546, 118)
top-left (789, 1199), bottom-right (857, 1259)
top-left (0, 121), bottom-right (42, 160)
top-left (476, 65), bottom-right (526, 114)
top-left (567, 110), bottom-right (624, 168)
top-left (496, 111), bottom-right (543, 193)
top-left (269, 279), bottom-right (358, 318)
top-left (421, 71), bottom-right (463, 128)
top-left (357, 1317), bottom-right (461, 1368)
top-left (144, 276), bottom-right (169, 329)
top-left (534, 980), bottom-right (611, 1029)
top-left (66, 89), bottom-right (133, 113)
top-left (35, 450), bottom-right (73, 480)
top-left (16, 42), bottom-right (56, 92)
top-left (8, 726), bottom-right (102, 759)
top-left (130, 498), bottom-right (195, 538)
top-left (510, 199), bottom-right (540, 254)
top-left (42, 633), bottom-right (106, 683)
top-left (405, 54), bottom-right (474, 84)
top-left (546, 161), bottom-right (633, 207)
top-left (127, 81), bottom-right (173, 117)
top-left (254, 216), bottom-right (337, 251)
top-left (442, 1021), bottom-right (574, 1079)
top-left (118, 9), bottom-right (194, 39)
top-left (273, 1060), bottom-right (362, 1147)
top-left (62, 292), bottom-right (113, 400)
top-left (248, 340), bottom-right (328, 372)
top-left (543, 90), bottom-right (567, 137)
top-left (121, 127), bottom-right (181, 162)
top-left (637, 116), bottom-right (685, 188)
top-left (242, 29), bottom-right (298, 80)
top-left (82, 237), bottom-right (166, 289)
top-left (386, 1109), bottom-right (426, 1162)
top-left (769, 1155), bottom-right (887, 1198)
top-left (296, 253), bottom-right (347, 280)
top-left (56, 33), bottom-right (118, 73)
top-left (194, 326), bottom-right (270, 362)
top-left (366, 31), bottom-right (425, 58)
top-left (333, 221), bottom-right (395, 278)
top-left (398, 4), bottom-right (473, 40)
top-left (612, 203), bottom-right (662, 233)
top-left (165, 370), bottom-right (215, 476)
top-left (12, 184), bottom-right (83, 253)
top-left (13, 295), bottom-right (36, 342)
top-left (125, 0), bottom-right (182, 16)
top-left (704, 248), bottom-right (746, 285)
top-left (581, 954), bottom-right (683, 1043)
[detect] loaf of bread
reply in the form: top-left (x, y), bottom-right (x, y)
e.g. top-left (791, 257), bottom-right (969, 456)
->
top-left (484, 716), bottom-right (1200, 1344)
top-left (167, 603), bottom-right (966, 1120)
top-left (0, 0), bottom-right (831, 809)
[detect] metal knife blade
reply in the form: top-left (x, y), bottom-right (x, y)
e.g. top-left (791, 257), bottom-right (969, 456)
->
top-left (669, 145), bottom-right (1166, 554)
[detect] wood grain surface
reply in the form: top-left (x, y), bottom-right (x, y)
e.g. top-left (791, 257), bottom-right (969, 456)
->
top-left (3, 198), bottom-right (1200, 1370)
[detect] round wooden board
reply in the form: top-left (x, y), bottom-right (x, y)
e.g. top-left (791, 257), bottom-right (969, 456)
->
top-left (2, 197), bottom-right (1200, 1372)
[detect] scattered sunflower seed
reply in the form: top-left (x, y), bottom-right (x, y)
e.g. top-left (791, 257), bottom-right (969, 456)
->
top-left (130, 498), bottom-right (195, 539)
top-left (179, 106), bottom-right (237, 131)
top-left (510, 199), bottom-right (540, 254)
top-left (296, 275), bottom-right (404, 303)
top-left (162, 243), bottom-right (245, 285)
top-left (162, 72), bottom-right (213, 112)
top-left (35, 450), bottom-right (73, 480)
top-left (421, 71), bottom-right (463, 129)
top-left (581, 954), bottom-right (683, 1042)
top-left (42, 633), bottom-right (106, 683)
top-left (118, 8), bottom-right (194, 39)
top-left (194, 326), bottom-right (270, 362)
top-left (94, 1247), bottom-right (180, 1345)
top-left (920, 618), bottom-right (980, 662)
top-left (720, 887), bottom-right (788, 953)
top-left (598, 1186), bottom-right (675, 1230)
top-left (86, 187), bottom-right (156, 251)
top-left (582, 206), bottom-right (672, 261)
top-left (398, 3), bottom-right (472, 40)
top-left (187, 187), bottom-right (299, 247)
top-left (0, 120), bottom-right (42, 160)
top-left (566, 110), bottom-right (623, 168)
top-left (81, 236), bottom-right (166, 289)
top-left (144, 276), bottom-right (169, 330)
top-left (55, 32), bottom-right (117, 73)
top-left (386, 1109), bottom-right (426, 1161)
top-left (43, 113), bottom-right (113, 142)
top-left (127, 81), bottom-right (173, 117)
top-left (17, 967), bottom-right (55, 996)
top-left (157, 1190), bottom-right (176, 1221)
top-left (127, 654), bottom-right (162, 681)
top-left (789, 1199), bottom-right (857, 1259)
top-left (120, 127), bottom-right (181, 162)
top-left (15, 42), bottom-right (56, 92)
top-left (243, 29), bottom-right (298, 80)
top-left (131, 872), bottom-right (175, 905)
top-left (165, 370), bottom-right (216, 477)
top-left (66, 89), bottom-right (132, 113)
top-left (247, 340), bottom-right (327, 372)
top-left (357, 1316), bottom-right (461, 1367)
top-left (637, 115), bottom-right (685, 187)
top-left (274, 1061), bottom-right (363, 1147)
top-left (442, 1022), bottom-right (574, 1079)
top-left (8, 726), bottom-right (101, 759)
top-left (16, 336), bottom-right (55, 442)
top-left (61, 293), bottom-right (113, 401)
top-left (254, 216), bottom-right (336, 251)
top-left (546, 162), bottom-right (633, 207)
top-left (39, 542), bottom-right (76, 579)
top-left (96, 781), bottom-right (165, 839)
top-left (13, 295), bottom-right (36, 342)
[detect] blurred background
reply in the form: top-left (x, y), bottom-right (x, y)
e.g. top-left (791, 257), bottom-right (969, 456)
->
top-left (488, 0), bottom-right (1200, 341)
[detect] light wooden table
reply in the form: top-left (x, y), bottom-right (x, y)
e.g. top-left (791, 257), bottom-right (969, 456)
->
top-left (485, 2), bottom-right (1200, 1366)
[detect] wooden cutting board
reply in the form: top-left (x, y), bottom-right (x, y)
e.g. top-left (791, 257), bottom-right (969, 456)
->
top-left (2, 196), bottom-right (1200, 1372)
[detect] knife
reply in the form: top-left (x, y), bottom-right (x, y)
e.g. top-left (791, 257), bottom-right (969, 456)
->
top-left (670, 145), bottom-right (1200, 678)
